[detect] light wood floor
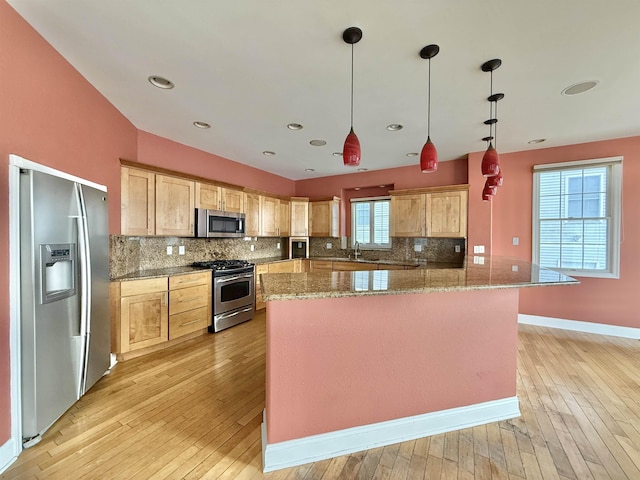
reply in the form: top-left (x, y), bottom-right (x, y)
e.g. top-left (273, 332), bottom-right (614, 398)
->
top-left (3, 312), bottom-right (639, 479)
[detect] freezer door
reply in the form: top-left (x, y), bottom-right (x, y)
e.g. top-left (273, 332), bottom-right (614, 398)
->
top-left (78, 184), bottom-right (110, 394)
top-left (20, 170), bottom-right (82, 440)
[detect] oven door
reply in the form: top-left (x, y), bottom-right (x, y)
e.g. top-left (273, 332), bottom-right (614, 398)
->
top-left (214, 272), bottom-right (254, 313)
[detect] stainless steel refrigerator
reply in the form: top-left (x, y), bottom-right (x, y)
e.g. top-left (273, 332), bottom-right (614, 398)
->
top-left (18, 162), bottom-right (110, 446)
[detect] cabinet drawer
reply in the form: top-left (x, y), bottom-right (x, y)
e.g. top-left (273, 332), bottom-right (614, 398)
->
top-left (120, 277), bottom-right (167, 297)
top-left (268, 261), bottom-right (295, 273)
top-left (169, 284), bottom-right (209, 315)
top-left (169, 271), bottom-right (211, 290)
top-left (169, 306), bottom-right (208, 340)
top-left (310, 260), bottom-right (333, 271)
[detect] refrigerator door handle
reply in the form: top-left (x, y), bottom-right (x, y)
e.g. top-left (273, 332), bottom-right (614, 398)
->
top-left (75, 184), bottom-right (92, 395)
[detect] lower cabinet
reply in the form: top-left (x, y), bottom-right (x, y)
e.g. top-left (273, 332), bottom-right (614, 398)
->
top-left (112, 271), bottom-right (211, 360)
top-left (255, 259), bottom-right (301, 310)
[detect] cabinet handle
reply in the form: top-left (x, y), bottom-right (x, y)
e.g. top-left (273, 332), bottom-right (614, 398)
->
top-left (181, 296), bottom-right (199, 303)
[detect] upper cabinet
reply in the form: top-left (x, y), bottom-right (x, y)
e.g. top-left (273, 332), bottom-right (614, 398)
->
top-left (121, 167), bottom-right (155, 235)
top-left (260, 195), bottom-right (280, 237)
top-left (195, 182), bottom-right (244, 213)
top-left (278, 199), bottom-right (290, 237)
top-left (390, 185), bottom-right (468, 238)
top-left (244, 192), bottom-right (261, 237)
top-left (310, 197), bottom-right (340, 238)
top-left (155, 175), bottom-right (195, 236)
top-left (290, 197), bottom-right (309, 237)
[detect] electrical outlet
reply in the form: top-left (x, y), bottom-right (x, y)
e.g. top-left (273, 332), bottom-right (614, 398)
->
top-left (512, 265), bottom-right (519, 272)
top-left (414, 244), bottom-right (422, 252)
top-left (473, 245), bottom-right (485, 254)
top-left (166, 246), bottom-right (172, 255)
top-left (513, 237), bottom-right (520, 246)
top-left (250, 244), bottom-right (254, 252)
top-left (455, 245), bottom-right (461, 253)
top-left (326, 243), bottom-right (332, 249)
top-left (277, 242), bottom-right (280, 249)
top-left (178, 245), bottom-right (185, 255)
top-left (473, 256), bottom-right (485, 265)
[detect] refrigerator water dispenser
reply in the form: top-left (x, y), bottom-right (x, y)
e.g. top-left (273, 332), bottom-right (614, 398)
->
top-left (40, 243), bottom-right (77, 304)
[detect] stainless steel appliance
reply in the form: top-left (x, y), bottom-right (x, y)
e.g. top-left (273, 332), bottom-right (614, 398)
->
top-left (18, 160), bottom-right (110, 447)
top-left (195, 208), bottom-right (245, 238)
top-left (192, 260), bottom-right (255, 332)
top-left (289, 236), bottom-right (309, 259)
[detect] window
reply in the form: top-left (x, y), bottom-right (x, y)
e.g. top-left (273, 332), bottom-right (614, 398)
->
top-left (533, 157), bottom-right (622, 278)
top-left (351, 197), bottom-right (391, 249)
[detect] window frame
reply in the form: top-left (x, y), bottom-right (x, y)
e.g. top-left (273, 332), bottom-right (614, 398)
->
top-left (350, 196), bottom-right (391, 250)
top-left (532, 156), bottom-right (622, 279)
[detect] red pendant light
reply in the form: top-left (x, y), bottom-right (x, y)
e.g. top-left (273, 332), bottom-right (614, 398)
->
top-left (482, 179), bottom-right (497, 201)
top-left (482, 143), bottom-right (500, 177)
top-left (487, 168), bottom-right (503, 188)
top-left (419, 44), bottom-right (440, 173)
top-left (342, 27), bottom-right (362, 167)
top-left (480, 59), bottom-right (504, 194)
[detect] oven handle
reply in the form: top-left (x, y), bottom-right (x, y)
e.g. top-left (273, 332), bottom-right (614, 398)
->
top-left (215, 307), bottom-right (254, 320)
top-left (216, 273), bottom-right (254, 283)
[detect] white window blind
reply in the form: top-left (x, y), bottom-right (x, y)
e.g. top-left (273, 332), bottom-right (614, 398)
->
top-left (532, 157), bottom-right (622, 278)
top-left (351, 197), bottom-right (391, 249)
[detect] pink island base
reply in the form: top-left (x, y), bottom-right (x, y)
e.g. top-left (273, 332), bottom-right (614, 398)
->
top-left (263, 288), bottom-right (521, 470)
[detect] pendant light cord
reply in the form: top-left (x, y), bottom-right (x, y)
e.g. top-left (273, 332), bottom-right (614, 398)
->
top-left (350, 43), bottom-right (354, 129)
top-left (427, 57), bottom-right (431, 138)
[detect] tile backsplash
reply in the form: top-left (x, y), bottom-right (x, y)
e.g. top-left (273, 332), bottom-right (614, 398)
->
top-left (110, 235), bottom-right (466, 279)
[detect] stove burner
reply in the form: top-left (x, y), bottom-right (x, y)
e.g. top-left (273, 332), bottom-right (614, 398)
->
top-left (192, 259), bottom-right (252, 271)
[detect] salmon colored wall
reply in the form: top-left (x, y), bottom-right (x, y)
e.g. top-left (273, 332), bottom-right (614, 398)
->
top-left (265, 289), bottom-right (519, 443)
top-left (296, 158), bottom-right (468, 236)
top-left (0, 1), bottom-right (137, 446)
top-left (137, 131), bottom-right (295, 197)
top-left (468, 137), bottom-right (640, 328)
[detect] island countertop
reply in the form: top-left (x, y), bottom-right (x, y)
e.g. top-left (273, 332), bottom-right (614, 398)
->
top-left (260, 256), bottom-right (578, 301)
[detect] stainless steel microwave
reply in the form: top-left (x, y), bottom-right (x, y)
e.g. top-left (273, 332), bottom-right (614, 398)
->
top-left (195, 209), bottom-right (245, 238)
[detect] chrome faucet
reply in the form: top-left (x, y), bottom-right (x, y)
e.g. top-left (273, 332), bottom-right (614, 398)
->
top-left (354, 241), bottom-right (361, 259)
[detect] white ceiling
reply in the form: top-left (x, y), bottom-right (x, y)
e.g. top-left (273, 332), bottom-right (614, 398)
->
top-left (8, 0), bottom-right (640, 180)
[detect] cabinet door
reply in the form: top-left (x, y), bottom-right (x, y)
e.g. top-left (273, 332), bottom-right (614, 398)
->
top-left (155, 175), bottom-right (195, 236)
top-left (195, 183), bottom-right (221, 210)
top-left (426, 190), bottom-right (468, 238)
top-left (310, 199), bottom-right (339, 237)
top-left (120, 291), bottom-right (168, 352)
top-left (279, 200), bottom-right (290, 237)
top-left (309, 260), bottom-right (333, 271)
top-left (169, 284), bottom-right (209, 315)
top-left (169, 307), bottom-right (208, 340)
top-left (245, 193), bottom-right (260, 236)
top-left (121, 167), bottom-right (155, 235)
top-left (255, 264), bottom-right (269, 310)
top-left (260, 195), bottom-right (279, 237)
top-left (390, 194), bottom-right (426, 237)
top-left (290, 199), bottom-right (309, 236)
top-left (268, 261), bottom-right (295, 273)
top-left (222, 188), bottom-right (245, 213)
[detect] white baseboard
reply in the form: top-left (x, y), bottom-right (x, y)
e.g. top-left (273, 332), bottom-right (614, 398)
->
top-left (0, 438), bottom-right (18, 475)
top-left (518, 314), bottom-right (640, 339)
top-left (262, 396), bottom-right (520, 473)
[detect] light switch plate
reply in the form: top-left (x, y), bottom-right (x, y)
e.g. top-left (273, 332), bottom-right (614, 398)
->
top-left (455, 245), bottom-right (461, 253)
top-left (277, 242), bottom-right (280, 249)
top-left (326, 243), bottom-right (332, 249)
top-left (166, 246), bottom-right (172, 255)
top-left (250, 244), bottom-right (254, 252)
top-left (513, 237), bottom-right (520, 246)
top-left (178, 245), bottom-right (185, 255)
top-left (414, 244), bottom-right (422, 252)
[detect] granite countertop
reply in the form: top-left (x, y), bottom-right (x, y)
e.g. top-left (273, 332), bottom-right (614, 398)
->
top-left (260, 256), bottom-right (579, 301)
top-left (113, 266), bottom-right (210, 281)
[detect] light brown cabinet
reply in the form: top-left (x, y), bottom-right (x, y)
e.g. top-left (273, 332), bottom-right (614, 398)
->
top-left (310, 197), bottom-right (340, 237)
top-left (332, 261), bottom-right (378, 271)
top-left (195, 182), bottom-right (244, 213)
top-left (390, 185), bottom-right (468, 238)
top-left (279, 199), bottom-right (290, 237)
top-left (112, 272), bottom-right (211, 360)
top-left (255, 260), bottom-right (302, 310)
top-left (290, 197), bottom-right (309, 237)
top-left (121, 167), bottom-right (155, 235)
top-left (260, 195), bottom-right (280, 237)
top-left (244, 192), bottom-right (261, 236)
top-left (155, 175), bottom-right (195, 236)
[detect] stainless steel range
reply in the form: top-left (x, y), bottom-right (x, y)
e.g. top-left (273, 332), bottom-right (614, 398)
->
top-left (192, 260), bottom-right (255, 332)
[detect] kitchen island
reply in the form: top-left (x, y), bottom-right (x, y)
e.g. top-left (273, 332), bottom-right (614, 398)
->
top-left (260, 256), bottom-right (578, 472)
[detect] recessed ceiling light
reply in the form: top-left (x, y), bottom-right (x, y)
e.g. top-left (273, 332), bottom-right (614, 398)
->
top-left (287, 123), bottom-right (303, 130)
top-left (357, 168), bottom-right (368, 172)
top-left (148, 75), bottom-right (174, 89)
top-left (305, 168), bottom-right (315, 172)
top-left (309, 139), bottom-right (327, 146)
top-left (386, 124), bottom-right (403, 131)
top-left (262, 151), bottom-right (276, 156)
top-left (406, 152), bottom-right (419, 157)
top-left (193, 121), bottom-right (210, 129)
top-left (332, 152), bottom-right (343, 157)
top-left (528, 138), bottom-right (546, 144)
top-left (561, 81), bottom-right (599, 96)
top-left (379, 185), bottom-right (386, 188)
top-left (354, 187), bottom-right (361, 191)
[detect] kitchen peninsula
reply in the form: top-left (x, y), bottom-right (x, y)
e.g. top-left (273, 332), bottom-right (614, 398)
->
top-left (260, 256), bottom-right (578, 472)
